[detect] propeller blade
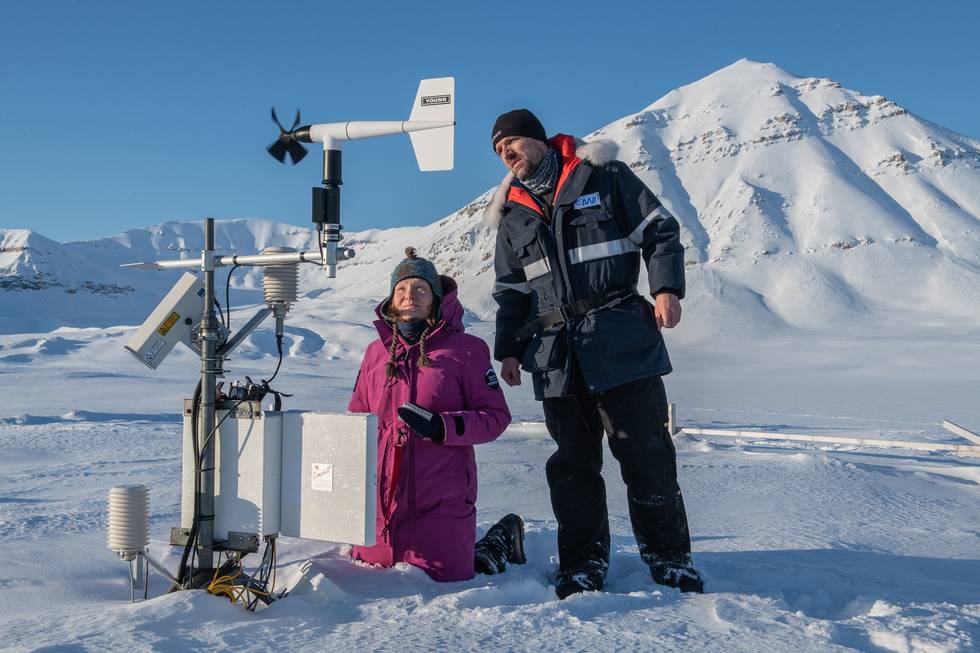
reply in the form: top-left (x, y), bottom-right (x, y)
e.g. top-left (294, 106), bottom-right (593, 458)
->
top-left (270, 107), bottom-right (286, 134)
top-left (286, 140), bottom-right (308, 165)
top-left (269, 107), bottom-right (305, 164)
top-left (267, 139), bottom-right (288, 163)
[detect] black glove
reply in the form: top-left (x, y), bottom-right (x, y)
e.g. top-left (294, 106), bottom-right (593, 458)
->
top-left (397, 402), bottom-right (445, 444)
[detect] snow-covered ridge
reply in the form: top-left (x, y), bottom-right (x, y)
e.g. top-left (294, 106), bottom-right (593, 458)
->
top-left (3, 59), bottom-right (980, 336)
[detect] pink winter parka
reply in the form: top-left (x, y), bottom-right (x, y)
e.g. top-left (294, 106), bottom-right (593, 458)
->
top-left (348, 276), bottom-right (511, 581)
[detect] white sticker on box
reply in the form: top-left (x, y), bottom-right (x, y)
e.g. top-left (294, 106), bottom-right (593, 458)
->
top-left (311, 463), bottom-right (334, 492)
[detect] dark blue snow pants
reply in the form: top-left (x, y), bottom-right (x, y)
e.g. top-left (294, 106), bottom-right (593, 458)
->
top-left (542, 360), bottom-right (693, 576)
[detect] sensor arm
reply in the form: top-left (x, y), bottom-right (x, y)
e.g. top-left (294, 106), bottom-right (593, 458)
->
top-left (300, 120), bottom-right (454, 148)
top-left (120, 249), bottom-right (346, 270)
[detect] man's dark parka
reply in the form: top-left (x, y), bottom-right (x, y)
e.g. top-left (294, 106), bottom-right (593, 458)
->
top-left (487, 134), bottom-right (686, 400)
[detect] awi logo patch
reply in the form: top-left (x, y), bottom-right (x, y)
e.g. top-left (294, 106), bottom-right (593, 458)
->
top-left (574, 192), bottom-right (601, 210)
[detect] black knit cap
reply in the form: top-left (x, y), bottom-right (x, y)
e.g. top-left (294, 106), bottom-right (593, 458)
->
top-left (491, 109), bottom-right (547, 151)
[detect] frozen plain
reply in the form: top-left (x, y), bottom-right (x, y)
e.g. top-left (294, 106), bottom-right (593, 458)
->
top-left (2, 58), bottom-right (980, 651)
top-left (0, 309), bottom-right (978, 653)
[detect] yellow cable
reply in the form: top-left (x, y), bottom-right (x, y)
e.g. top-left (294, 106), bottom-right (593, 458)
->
top-left (202, 547), bottom-right (281, 609)
top-left (206, 553), bottom-right (245, 603)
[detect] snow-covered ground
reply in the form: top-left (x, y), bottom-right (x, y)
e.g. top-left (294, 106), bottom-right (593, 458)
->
top-left (2, 58), bottom-right (979, 651)
top-left (0, 307), bottom-right (978, 652)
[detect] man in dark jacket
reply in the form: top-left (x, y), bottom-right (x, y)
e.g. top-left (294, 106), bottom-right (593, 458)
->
top-left (486, 108), bottom-right (703, 598)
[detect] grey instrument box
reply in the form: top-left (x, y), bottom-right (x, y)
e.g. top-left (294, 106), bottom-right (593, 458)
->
top-left (280, 412), bottom-right (378, 546)
top-left (180, 407), bottom-right (377, 546)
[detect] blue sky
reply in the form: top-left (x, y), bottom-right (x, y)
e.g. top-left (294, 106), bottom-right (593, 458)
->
top-left (1, 0), bottom-right (977, 242)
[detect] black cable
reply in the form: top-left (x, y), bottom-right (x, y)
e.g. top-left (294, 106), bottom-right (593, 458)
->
top-left (214, 299), bottom-right (227, 346)
top-left (263, 335), bottom-right (284, 385)
top-left (176, 333), bottom-right (285, 593)
top-left (225, 264), bottom-right (240, 329)
top-left (246, 542), bottom-right (273, 611)
top-left (213, 298), bottom-right (225, 329)
top-left (317, 223), bottom-right (324, 264)
top-left (173, 380), bottom-right (202, 590)
top-left (199, 397), bottom-right (248, 460)
top-left (266, 538), bottom-right (277, 595)
top-left (183, 393), bottom-right (247, 586)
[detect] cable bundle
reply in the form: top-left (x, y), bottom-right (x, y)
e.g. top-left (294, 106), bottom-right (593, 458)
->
top-left (205, 539), bottom-right (278, 610)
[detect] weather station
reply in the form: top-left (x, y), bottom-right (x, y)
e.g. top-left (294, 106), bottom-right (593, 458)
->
top-left (107, 78), bottom-right (454, 608)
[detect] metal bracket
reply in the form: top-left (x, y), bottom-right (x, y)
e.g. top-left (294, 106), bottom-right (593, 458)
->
top-left (170, 526), bottom-right (192, 546)
top-left (217, 308), bottom-right (272, 358)
top-left (184, 399), bottom-right (262, 420)
top-left (223, 531), bottom-right (261, 553)
top-left (218, 400), bottom-right (263, 420)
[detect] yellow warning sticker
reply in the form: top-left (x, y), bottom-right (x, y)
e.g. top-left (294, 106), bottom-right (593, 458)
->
top-left (157, 311), bottom-right (180, 337)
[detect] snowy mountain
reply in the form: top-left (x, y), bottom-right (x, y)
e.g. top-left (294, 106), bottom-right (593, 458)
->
top-left (591, 59), bottom-right (980, 332)
top-left (3, 59), bottom-right (979, 336)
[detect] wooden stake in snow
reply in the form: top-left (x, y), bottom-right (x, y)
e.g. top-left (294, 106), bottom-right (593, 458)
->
top-left (942, 419), bottom-right (980, 446)
top-left (678, 427), bottom-right (980, 457)
top-left (667, 406), bottom-right (980, 457)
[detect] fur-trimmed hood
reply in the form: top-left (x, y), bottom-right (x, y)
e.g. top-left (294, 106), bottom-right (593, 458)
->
top-left (483, 136), bottom-right (618, 229)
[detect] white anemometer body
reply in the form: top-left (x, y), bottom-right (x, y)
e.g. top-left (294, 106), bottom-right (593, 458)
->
top-left (307, 77), bottom-right (455, 171)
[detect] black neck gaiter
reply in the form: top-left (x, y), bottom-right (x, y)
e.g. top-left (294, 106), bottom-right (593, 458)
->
top-left (396, 319), bottom-right (428, 344)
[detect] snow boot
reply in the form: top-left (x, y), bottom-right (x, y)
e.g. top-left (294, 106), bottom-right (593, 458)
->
top-left (650, 561), bottom-right (705, 593)
top-left (554, 564), bottom-right (605, 600)
top-left (474, 513), bottom-right (526, 575)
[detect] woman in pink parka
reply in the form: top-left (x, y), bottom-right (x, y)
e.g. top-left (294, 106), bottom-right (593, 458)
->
top-left (348, 248), bottom-right (525, 582)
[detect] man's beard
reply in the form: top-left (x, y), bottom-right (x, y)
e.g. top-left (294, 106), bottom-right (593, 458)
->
top-left (519, 147), bottom-right (559, 195)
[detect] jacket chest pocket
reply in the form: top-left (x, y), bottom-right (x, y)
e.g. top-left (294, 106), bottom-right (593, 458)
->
top-left (511, 229), bottom-right (552, 282)
top-left (566, 208), bottom-right (635, 265)
top-left (568, 207), bottom-right (613, 228)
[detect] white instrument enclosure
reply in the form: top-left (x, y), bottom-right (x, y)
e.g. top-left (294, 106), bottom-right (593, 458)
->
top-left (181, 402), bottom-right (282, 539)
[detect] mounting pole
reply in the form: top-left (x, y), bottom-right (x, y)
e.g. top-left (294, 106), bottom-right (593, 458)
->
top-left (197, 217), bottom-right (219, 573)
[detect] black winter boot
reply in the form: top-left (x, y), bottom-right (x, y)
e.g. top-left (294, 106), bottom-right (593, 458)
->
top-left (554, 562), bottom-right (605, 600)
top-left (474, 514), bottom-right (526, 575)
top-left (650, 561), bottom-right (705, 593)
